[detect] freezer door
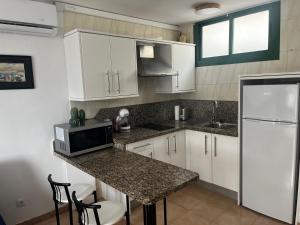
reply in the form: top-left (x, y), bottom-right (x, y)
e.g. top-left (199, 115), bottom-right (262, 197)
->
top-left (243, 84), bottom-right (299, 122)
top-left (242, 119), bottom-right (298, 223)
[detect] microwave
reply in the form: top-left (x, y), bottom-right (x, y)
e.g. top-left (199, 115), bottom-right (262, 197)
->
top-left (53, 119), bottom-right (113, 157)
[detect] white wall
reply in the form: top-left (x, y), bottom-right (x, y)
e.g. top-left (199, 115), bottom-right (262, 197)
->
top-left (0, 33), bottom-right (70, 225)
top-left (179, 0), bottom-right (300, 101)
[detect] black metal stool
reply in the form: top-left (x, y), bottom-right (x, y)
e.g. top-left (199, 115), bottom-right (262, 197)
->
top-left (48, 174), bottom-right (97, 225)
top-left (72, 191), bottom-right (128, 225)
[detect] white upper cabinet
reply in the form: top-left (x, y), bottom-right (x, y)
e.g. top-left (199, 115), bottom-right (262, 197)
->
top-left (110, 37), bottom-right (138, 97)
top-left (80, 33), bottom-right (111, 99)
top-left (64, 31), bottom-right (138, 101)
top-left (156, 43), bottom-right (195, 93)
top-left (172, 44), bottom-right (196, 92)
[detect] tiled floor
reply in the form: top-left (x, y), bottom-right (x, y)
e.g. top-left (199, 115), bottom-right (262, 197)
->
top-left (34, 183), bottom-right (286, 225)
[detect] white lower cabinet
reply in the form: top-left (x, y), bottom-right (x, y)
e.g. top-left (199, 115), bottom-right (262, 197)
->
top-left (211, 134), bottom-right (238, 191)
top-left (187, 130), bottom-right (238, 191)
top-left (152, 131), bottom-right (186, 168)
top-left (126, 139), bottom-right (154, 159)
top-left (188, 131), bottom-right (212, 183)
top-left (126, 131), bottom-right (186, 168)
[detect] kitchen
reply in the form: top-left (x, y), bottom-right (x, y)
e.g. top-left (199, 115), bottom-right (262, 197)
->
top-left (0, 0), bottom-right (299, 225)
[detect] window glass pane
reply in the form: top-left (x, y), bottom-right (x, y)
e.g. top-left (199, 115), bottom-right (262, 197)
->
top-left (202, 21), bottom-right (230, 58)
top-left (233, 10), bottom-right (269, 54)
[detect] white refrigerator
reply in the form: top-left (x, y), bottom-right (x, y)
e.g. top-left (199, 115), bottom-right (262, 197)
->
top-left (242, 84), bottom-right (299, 224)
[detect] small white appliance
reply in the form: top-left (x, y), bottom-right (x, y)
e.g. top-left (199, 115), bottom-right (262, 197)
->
top-left (242, 84), bottom-right (299, 224)
top-left (0, 0), bottom-right (58, 36)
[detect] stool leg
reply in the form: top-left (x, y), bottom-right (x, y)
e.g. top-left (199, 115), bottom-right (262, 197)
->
top-left (93, 190), bottom-right (97, 203)
top-left (164, 198), bottom-right (167, 225)
top-left (126, 195), bottom-right (130, 225)
top-left (54, 202), bottom-right (60, 225)
top-left (68, 203), bottom-right (73, 225)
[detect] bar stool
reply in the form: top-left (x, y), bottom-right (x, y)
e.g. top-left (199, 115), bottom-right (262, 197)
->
top-left (48, 174), bottom-right (97, 225)
top-left (72, 191), bottom-right (126, 225)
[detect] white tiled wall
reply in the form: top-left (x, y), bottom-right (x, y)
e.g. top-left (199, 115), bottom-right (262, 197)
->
top-left (179, 0), bottom-right (300, 101)
top-left (63, 11), bottom-right (180, 41)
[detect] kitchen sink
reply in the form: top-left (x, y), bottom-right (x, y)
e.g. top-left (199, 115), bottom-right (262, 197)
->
top-left (203, 122), bottom-right (237, 129)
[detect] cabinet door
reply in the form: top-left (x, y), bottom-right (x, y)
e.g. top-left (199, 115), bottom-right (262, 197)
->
top-left (172, 44), bottom-right (195, 92)
top-left (110, 37), bottom-right (138, 97)
top-left (170, 131), bottom-right (186, 168)
top-left (189, 131), bottom-right (212, 183)
top-left (153, 135), bottom-right (171, 164)
top-left (212, 134), bottom-right (238, 191)
top-left (127, 140), bottom-right (154, 156)
top-left (80, 33), bottom-right (111, 99)
top-left (138, 148), bottom-right (154, 159)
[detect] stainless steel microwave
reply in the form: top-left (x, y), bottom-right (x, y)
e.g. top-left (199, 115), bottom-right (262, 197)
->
top-left (53, 120), bottom-right (113, 157)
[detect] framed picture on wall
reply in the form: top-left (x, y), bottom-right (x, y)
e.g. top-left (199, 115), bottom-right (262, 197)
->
top-left (0, 55), bottom-right (34, 90)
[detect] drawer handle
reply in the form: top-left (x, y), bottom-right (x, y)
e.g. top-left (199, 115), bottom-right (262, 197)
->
top-left (133, 143), bottom-right (152, 149)
top-left (174, 135), bottom-right (177, 153)
top-left (105, 71), bottom-right (111, 94)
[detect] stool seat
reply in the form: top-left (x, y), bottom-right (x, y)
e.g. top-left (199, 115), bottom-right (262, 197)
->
top-left (83, 201), bottom-right (125, 225)
top-left (58, 183), bottom-right (94, 203)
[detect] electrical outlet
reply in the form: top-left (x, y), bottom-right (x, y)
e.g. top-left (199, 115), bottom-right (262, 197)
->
top-left (16, 198), bottom-right (25, 208)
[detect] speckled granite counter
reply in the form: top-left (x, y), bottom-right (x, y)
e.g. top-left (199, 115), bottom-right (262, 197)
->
top-left (114, 120), bottom-right (238, 145)
top-left (55, 148), bottom-right (198, 204)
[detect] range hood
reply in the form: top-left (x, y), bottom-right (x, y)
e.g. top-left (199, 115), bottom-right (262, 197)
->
top-left (137, 43), bottom-right (178, 77)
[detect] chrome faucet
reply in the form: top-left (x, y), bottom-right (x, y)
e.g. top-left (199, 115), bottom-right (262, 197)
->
top-left (211, 100), bottom-right (218, 124)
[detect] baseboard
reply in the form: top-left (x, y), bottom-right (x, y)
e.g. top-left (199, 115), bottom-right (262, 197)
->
top-left (16, 205), bottom-right (68, 225)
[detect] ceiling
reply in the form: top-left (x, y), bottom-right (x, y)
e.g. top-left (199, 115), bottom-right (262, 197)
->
top-left (48, 0), bottom-right (275, 25)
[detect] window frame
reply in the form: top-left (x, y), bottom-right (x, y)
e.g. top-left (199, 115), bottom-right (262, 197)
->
top-left (194, 1), bottom-right (281, 67)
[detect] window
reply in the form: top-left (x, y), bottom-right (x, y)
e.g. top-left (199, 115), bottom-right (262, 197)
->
top-left (194, 1), bottom-right (281, 67)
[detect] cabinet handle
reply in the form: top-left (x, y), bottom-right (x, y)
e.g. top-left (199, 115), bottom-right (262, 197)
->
top-left (133, 143), bottom-right (152, 149)
top-left (116, 70), bottom-right (121, 93)
top-left (105, 71), bottom-right (111, 94)
top-left (204, 135), bottom-right (207, 155)
top-left (214, 136), bottom-right (217, 157)
top-left (167, 137), bottom-right (170, 155)
top-left (174, 135), bottom-right (177, 153)
top-left (176, 73), bottom-right (179, 88)
top-left (149, 152), bottom-right (153, 159)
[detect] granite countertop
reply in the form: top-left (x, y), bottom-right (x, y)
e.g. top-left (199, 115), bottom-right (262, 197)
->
top-left (55, 148), bottom-right (198, 205)
top-left (114, 120), bottom-right (238, 145)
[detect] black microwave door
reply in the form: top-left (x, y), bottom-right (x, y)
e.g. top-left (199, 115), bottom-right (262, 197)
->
top-left (69, 126), bottom-right (112, 153)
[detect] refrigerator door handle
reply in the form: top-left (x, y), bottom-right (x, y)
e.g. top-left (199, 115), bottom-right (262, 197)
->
top-left (243, 118), bottom-right (297, 125)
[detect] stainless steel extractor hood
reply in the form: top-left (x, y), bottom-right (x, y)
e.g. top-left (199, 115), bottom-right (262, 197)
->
top-left (137, 44), bottom-right (178, 77)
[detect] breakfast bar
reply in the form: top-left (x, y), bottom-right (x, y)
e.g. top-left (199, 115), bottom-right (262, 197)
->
top-left (56, 148), bottom-right (199, 225)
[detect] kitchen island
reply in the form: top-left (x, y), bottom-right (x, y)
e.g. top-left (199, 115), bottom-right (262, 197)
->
top-left (56, 148), bottom-right (198, 225)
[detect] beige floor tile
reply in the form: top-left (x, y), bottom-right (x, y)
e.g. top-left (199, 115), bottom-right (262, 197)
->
top-left (252, 215), bottom-right (287, 225)
top-left (192, 198), bottom-right (225, 222)
top-left (32, 184), bottom-right (285, 225)
top-left (172, 211), bottom-right (211, 225)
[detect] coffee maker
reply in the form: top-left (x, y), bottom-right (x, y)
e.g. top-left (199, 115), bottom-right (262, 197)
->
top-left (114, 108), bottom-right (131, 132)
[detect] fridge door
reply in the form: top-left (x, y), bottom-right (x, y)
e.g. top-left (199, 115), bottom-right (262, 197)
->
top-left (242, 119), bottom-right (298, 223)
top-left (243, 84), bottom-right (299, 122)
